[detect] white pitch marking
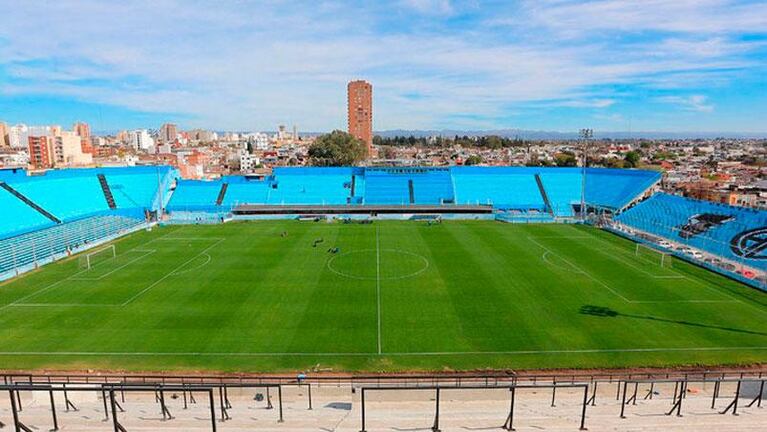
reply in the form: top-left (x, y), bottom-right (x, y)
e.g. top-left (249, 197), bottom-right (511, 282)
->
top-left (0, 346), bottom-right (765, 357)
top-left (577, 228), bottom-right (767, 311)
top-left (121, 238), bottom-right (224, 306)
top-left (528, 236), bottom-right (740, 304)
top-left (376, 225), bottom-right (382, 355)
top-left (169, 253), bottom-right (212, 276)
top-left (527, 236), bottom-right (633, 303)
top-left (151, 237), bottom-right (225, 241)
top-left (326, 249), bottom-right (429, 281)
top-left (70, 250), bottom-right (155, 281)
top-left (10, 303), bottom-right (119, 307)
top-left (0, 226), bottom-right (193, 310)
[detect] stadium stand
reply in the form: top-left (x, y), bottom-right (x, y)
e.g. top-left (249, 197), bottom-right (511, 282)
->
top-left (0, 215), bottom-right (145, 278)
top-left (363, 168), bottom-right (453, 205)
top-left (167, 166), bottom-right (660, 214)
top-left (364, 169), bottom-right (413, 205)
top-left (0, 186), bottom-right (56, 239)
top-left (538, 170), bottom-right (582, 217)
top-left (11, 176), bottom-right (111, 221)
top-left (107, 170), bottom-right (165, 210)
top-left (268, 167), bottom-right (352, 205)
top-left (0, 167), bottom-right (176, 280)
top-left (585, 168), bottom-right (661, 210)
top-left (451, 167), bottom-right (546, 210)
top-left (615, 193), bottom-right (767, 272)
top-left (167, 179), bottom-right (223, 212)
top-left (220, 176), bottom-right (272, 207)
top-left (412, 169), bottom-right (454, 204)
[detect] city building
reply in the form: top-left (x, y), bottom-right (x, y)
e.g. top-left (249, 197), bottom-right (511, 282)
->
top-left (116, 130), bottom-right (130, 143)
top-left (347, 79), bottom-right (373, 154)
top-left (28, 131), bottom-right (94, 169)
top-left (129, 129), bottom-right (155, 151)
top-left (0, 122), bottom-right (8, 147)
top-left (187, 129), bottom-right (217, 142)
top-left (240, 152), bottom-right (260, 172)
top-left (27, 136), bottom-right (54, 169)
top-left (8, 124), bottom-right (28, 148)
top-left (73, 122), bottom-right (90, 139)
top-left (160, 123), bottom-right (178, 143)
top-left (73, 121), bottom-right (93, 154)
top-left (250, 132), bottom-right (270, 150)
top-left (54, 131), bottom-right (93, 166)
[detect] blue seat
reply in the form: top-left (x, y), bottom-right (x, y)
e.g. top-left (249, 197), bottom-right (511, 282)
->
top-left (0, 215), bottom-right (145, 277)
top-left (585, 168), bottom-right (661, 209)
top-left (167, 180), bottom-right (223, 211)
top-left (538, 172), bottom-right (581, 216)
top-left (616, 193), bottom-right (767, 270)
top-left (12, 177), bottom-right (110, 221)
top-left (451, 167), bottom-right (544, 210)
top-left (0, 188), bottom-right (55, 239)
top-left (269, 168), bottom-right (352, 205)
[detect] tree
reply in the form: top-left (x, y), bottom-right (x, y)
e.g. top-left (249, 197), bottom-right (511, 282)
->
top-left (554, 152), bottom-right (577, 167)
top-left (624, 151), bottom-right (641, 168)
top-left (308, 130), bottom-right (368, 166)
top-left (381, 146), bottom-right (397, 159)
top-left (465, 155), bottom-right (482, 165)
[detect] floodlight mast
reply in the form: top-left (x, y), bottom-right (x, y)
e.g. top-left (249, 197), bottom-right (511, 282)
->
top-left (579, 128), bottom-right (593, 220)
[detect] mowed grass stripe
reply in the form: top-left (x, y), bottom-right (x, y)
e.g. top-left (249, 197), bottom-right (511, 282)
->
top-left (0, 220), bottom-right (764, 372)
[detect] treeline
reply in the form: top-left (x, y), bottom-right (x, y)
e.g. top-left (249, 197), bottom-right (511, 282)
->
top-left (373, 135), bottom-right (532, 149)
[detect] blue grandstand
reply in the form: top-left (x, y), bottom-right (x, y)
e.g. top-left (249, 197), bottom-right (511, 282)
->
top-left (585, 168), bottom-right (661, 210)
top-left (538, 170), bottom-right (581, 217)
top-left (268, 167), bottom-right (352, 205)
top-left (364, 168), bottom-right (454, 205)
top-left (222, 177), bottom-right (272, 207)
top-left (166, 166), bottom-right (660, 215)
top-left (167, 179), bottom-right (223, 212)
top-left (11, 176), bottom-right (111, 221)
top-left (615, 193), bottom-right (767, 272)
top-left (0, 166), bottom-right (176, 280)
top-left (0, 187), bottom-right (55, 238)
top-left (452, 167), bottom-right (546, 210)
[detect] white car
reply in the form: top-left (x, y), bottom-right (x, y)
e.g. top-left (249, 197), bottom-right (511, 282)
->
top-left (690, 251), bottom-right (704, 259)
top-left (658, 240), bottom-right (672, 248)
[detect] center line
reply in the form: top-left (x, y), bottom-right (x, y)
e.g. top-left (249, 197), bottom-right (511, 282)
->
top-left (376, 225), bottom-right (382, 354)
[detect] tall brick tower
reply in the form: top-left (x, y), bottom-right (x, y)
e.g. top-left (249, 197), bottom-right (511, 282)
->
top-left (347, 80), bottom-right (373, 155)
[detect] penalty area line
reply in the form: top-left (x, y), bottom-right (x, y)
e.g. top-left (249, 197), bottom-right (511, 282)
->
top-left (120, 238), bottom-right (224, 306)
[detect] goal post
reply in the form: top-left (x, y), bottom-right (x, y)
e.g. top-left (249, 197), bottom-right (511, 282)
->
top-left (79, 244), bottom-right (116, 270)
top-left (635, 243), bottom-right (672, 268)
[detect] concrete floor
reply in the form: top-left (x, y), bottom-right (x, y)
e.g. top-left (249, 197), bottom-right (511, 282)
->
top-left (0, 381), bottom-right (764, 431)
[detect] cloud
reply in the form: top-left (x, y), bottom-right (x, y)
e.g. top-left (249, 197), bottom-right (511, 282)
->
top-left (558, 99), bottom-right (616, 108)
top-left (0, 0), bottom-right (763, 130)
top-left (657, 95), bottom-right (715, 112)
top-left (401, 0), bottom-right (454, 15)
top-left (516, 0), bottom-right (767, 36)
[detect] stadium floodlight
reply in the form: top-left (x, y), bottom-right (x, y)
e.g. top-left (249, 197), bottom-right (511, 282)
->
top-left (579, 128), bottom-right (593, 220)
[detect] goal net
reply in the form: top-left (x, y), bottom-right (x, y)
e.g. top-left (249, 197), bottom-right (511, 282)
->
top-left (635, 243), bottom-right (672, 268)
top-left (78, 245), bottom-right (116, 270)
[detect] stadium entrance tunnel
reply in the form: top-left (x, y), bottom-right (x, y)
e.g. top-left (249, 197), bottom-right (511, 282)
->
top-left (327, 249), bottom-right (429, 280)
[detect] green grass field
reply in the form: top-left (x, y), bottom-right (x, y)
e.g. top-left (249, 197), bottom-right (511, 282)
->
top-left (1, 220), bottom-right (766, 373)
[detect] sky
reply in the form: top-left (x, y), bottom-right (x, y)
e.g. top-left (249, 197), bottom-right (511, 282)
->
top-left (0, 0), bottom-right (766, 133)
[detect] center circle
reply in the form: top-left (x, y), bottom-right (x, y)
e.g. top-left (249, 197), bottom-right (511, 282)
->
top-left (327, 249), bottom-right (429, 280)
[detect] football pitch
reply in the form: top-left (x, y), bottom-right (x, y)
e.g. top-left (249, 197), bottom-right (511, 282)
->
top-left (1, 220), bottom-right (766, 373)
